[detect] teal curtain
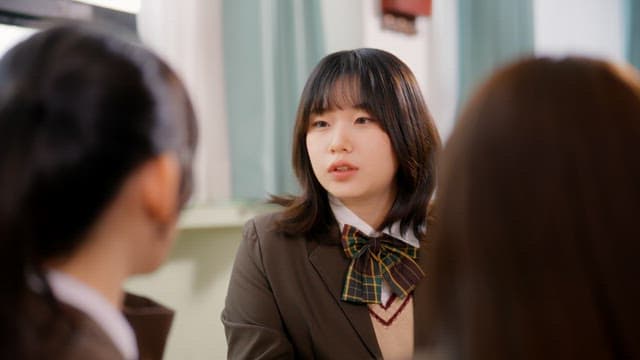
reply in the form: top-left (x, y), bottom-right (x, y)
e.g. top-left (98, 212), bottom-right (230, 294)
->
top-left (223, 0), bottom-right (324, 199)
top-left (624, 0), bottom-right (640, 69)
top-left (458, 0), bottom-right (534, 104)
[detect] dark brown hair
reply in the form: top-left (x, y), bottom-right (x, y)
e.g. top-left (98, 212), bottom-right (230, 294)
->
top-left (0, 23), bottom-right (197, 358)
top-left (273, 48), bottom-right (441, 239)
top-left (425, 57), bottom-right (640, 359)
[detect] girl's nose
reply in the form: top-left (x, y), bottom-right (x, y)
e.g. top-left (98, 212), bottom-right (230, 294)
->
top-left (329, 126), bottom-right (352, 153)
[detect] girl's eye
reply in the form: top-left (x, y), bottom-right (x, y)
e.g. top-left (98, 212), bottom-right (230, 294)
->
top-left (354, 117), bottom-right (374, 124)
top-left (310, 120), bottom-right (329, 128)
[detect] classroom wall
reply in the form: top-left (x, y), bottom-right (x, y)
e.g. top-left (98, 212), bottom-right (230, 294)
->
top-left (534, 0), bottom-right (623, 60)
top-left (126, 227), bottom-right (242, 360)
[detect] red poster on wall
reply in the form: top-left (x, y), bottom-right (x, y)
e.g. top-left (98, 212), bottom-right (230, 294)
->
top-left (382, 0), bottom-right (432, 17)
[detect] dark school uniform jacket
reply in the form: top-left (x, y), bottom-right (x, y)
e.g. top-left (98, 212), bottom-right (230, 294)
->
top-left (23, 291), bottom-right (173, 360)
top-left (222, 211), bottom-right (431, 359)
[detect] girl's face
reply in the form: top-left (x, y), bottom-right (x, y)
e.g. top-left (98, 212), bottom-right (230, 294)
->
top-left (306, 106), bottom-right (398, 210)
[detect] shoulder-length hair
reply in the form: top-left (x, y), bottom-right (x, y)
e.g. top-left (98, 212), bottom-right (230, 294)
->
top-left (273, 48), bottom-right (441, 239)
top-left (425, 57), bottom-right (640, 359)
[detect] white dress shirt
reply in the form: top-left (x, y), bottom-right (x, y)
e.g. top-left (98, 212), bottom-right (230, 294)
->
top-left (47, 270), bottom-right (138, 360)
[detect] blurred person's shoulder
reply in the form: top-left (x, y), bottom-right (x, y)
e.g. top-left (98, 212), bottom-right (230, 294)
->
top-left (24, 290), bottom-right (125, 360)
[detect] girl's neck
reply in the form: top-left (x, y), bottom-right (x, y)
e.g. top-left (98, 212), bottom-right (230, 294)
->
top-left (48, 260), bottom-right (126, 308)
top-left (340, 191), bottom-right (396, 230)
top-left (45, 233), bottom-right (130, 308)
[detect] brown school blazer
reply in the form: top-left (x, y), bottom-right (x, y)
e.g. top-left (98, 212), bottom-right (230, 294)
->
top-left (222, 212), bottom-right (431, 359)
top-left (24, 291), bottom-right (173, 360)
top-left (124, 293), bottom-right (175, 360)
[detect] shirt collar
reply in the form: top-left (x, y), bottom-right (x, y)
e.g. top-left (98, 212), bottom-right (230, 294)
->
top-left (47, 270), bottom-right (138, 360)
top-left (329, 194), bottom-right (420, 248)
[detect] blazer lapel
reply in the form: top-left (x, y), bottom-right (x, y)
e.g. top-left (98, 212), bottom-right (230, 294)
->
top-left (307, 232), bottom-right (382, 359)
top-left (413, 245), bottom-right (430, 350)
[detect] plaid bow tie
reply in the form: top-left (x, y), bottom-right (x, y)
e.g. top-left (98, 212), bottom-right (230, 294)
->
top-left (340, 224), bottom-right (425, 304)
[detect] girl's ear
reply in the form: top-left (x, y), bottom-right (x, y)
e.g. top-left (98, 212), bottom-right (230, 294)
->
top-left (140, 153), bottom-right (181, 224)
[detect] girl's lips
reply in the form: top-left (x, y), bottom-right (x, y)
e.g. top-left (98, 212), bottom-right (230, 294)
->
top-left (330, 167), bottom-right (358, 181)
top-left (328, 161), bottom-right (358, 180)
top-left (327, 161), bottom-right (358, 173)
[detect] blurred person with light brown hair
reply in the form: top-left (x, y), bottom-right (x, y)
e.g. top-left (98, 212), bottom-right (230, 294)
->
top-left (423, 57), bottom-right (640, 360)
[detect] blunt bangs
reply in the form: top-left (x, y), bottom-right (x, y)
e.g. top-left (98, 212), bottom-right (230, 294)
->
top-left (307, 75), bottom-right (363, 114)
top-left (302, 54), bottom-right (384, 126)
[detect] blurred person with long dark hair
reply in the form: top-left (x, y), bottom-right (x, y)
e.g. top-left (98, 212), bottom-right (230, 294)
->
top-left (0, 24), bottom-right (197, 359)
top-left (424, 57), bottom-right (640, 359)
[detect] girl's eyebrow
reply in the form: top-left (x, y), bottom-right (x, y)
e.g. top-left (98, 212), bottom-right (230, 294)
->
top-left (309, 102), bottom-right (369, 116)
top-left (353, 105), bottom-right (374, 115)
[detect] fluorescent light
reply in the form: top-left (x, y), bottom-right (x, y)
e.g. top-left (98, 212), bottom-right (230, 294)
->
top-left (72, 0), bottom-right (141, 14)
top-left (0, 24), bottom-right (36, 57)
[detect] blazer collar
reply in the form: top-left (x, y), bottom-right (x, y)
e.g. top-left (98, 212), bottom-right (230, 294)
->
top-left (412, 242), bottom-right (430, 349)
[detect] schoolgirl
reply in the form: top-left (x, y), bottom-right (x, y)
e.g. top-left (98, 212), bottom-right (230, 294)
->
top-left (223, 48), bottom-right (440, 359)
